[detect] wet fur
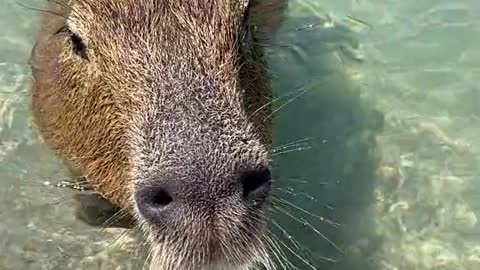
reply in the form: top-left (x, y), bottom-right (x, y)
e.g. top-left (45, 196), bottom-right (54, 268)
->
top-left (30, 0), bottom-right (287, 269)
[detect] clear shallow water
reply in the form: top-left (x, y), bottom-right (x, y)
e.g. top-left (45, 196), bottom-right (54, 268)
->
top-left (1, 0), bottom-right (479, 270)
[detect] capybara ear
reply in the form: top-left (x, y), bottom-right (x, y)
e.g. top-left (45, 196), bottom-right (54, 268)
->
top-left (250, 0), bottom-right (288, 38)
top-left (73, 192), bottom-right (135, 229)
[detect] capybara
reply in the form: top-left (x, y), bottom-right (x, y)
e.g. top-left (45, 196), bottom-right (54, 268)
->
top-left (30, 0), bottom-right (287, 269)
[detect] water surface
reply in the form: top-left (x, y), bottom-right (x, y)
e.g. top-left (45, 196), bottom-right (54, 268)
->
top-left (1, 0), bottom-right (479, 269)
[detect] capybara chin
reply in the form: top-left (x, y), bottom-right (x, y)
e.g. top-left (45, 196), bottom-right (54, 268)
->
top-left (30, 0), bottom-right (287, 269)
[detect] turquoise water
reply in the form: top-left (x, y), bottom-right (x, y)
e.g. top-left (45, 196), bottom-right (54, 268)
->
top-left (1, 0), bottom-right (480, 269)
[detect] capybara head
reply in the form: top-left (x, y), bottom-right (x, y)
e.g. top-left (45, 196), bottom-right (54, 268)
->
top-left (30, 0), bottom-right (287, 269)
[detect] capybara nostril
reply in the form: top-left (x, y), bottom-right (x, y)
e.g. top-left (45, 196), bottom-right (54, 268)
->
top-left (135, 185), bottom-right (174, 222)
top-left (240, 167), bottom-right (272, 199)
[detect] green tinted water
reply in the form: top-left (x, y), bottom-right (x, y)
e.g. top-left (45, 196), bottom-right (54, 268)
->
top-left (1, 0), bottom-right (479, 270)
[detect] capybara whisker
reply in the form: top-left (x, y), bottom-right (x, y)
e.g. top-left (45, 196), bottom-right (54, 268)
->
top-left (16, 3), bottom-right (68, 19)
top-left (272, 196), bottom-right (343, 227)
top-left (271, 232), bottom-right (319, 270)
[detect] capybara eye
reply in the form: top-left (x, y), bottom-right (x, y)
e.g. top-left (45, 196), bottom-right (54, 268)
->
top-left (56, 25), bottom-right (88, 59)
top-left (69, 33), bottom-right (88, 59)
top-left (240, 167), bottom-right (272, 198)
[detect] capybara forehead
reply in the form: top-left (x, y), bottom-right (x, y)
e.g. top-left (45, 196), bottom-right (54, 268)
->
top-left (66, 0), bottom-right (251, 33)
top-left (64, 0), bottom-right (255, 76)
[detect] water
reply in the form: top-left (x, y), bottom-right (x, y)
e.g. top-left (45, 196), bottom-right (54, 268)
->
top-left (1, 0), bottom-right (479, 269)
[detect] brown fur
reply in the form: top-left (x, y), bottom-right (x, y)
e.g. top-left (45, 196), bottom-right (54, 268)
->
top-left (30, 0), bottom-right (287, 269)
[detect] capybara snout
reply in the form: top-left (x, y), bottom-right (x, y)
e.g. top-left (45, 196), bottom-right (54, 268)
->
top-left (130, 103), bottom-right (274, 267)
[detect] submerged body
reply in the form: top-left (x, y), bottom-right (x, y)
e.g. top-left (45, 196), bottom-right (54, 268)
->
top-left (30, 0), bottom-right (287, 269)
